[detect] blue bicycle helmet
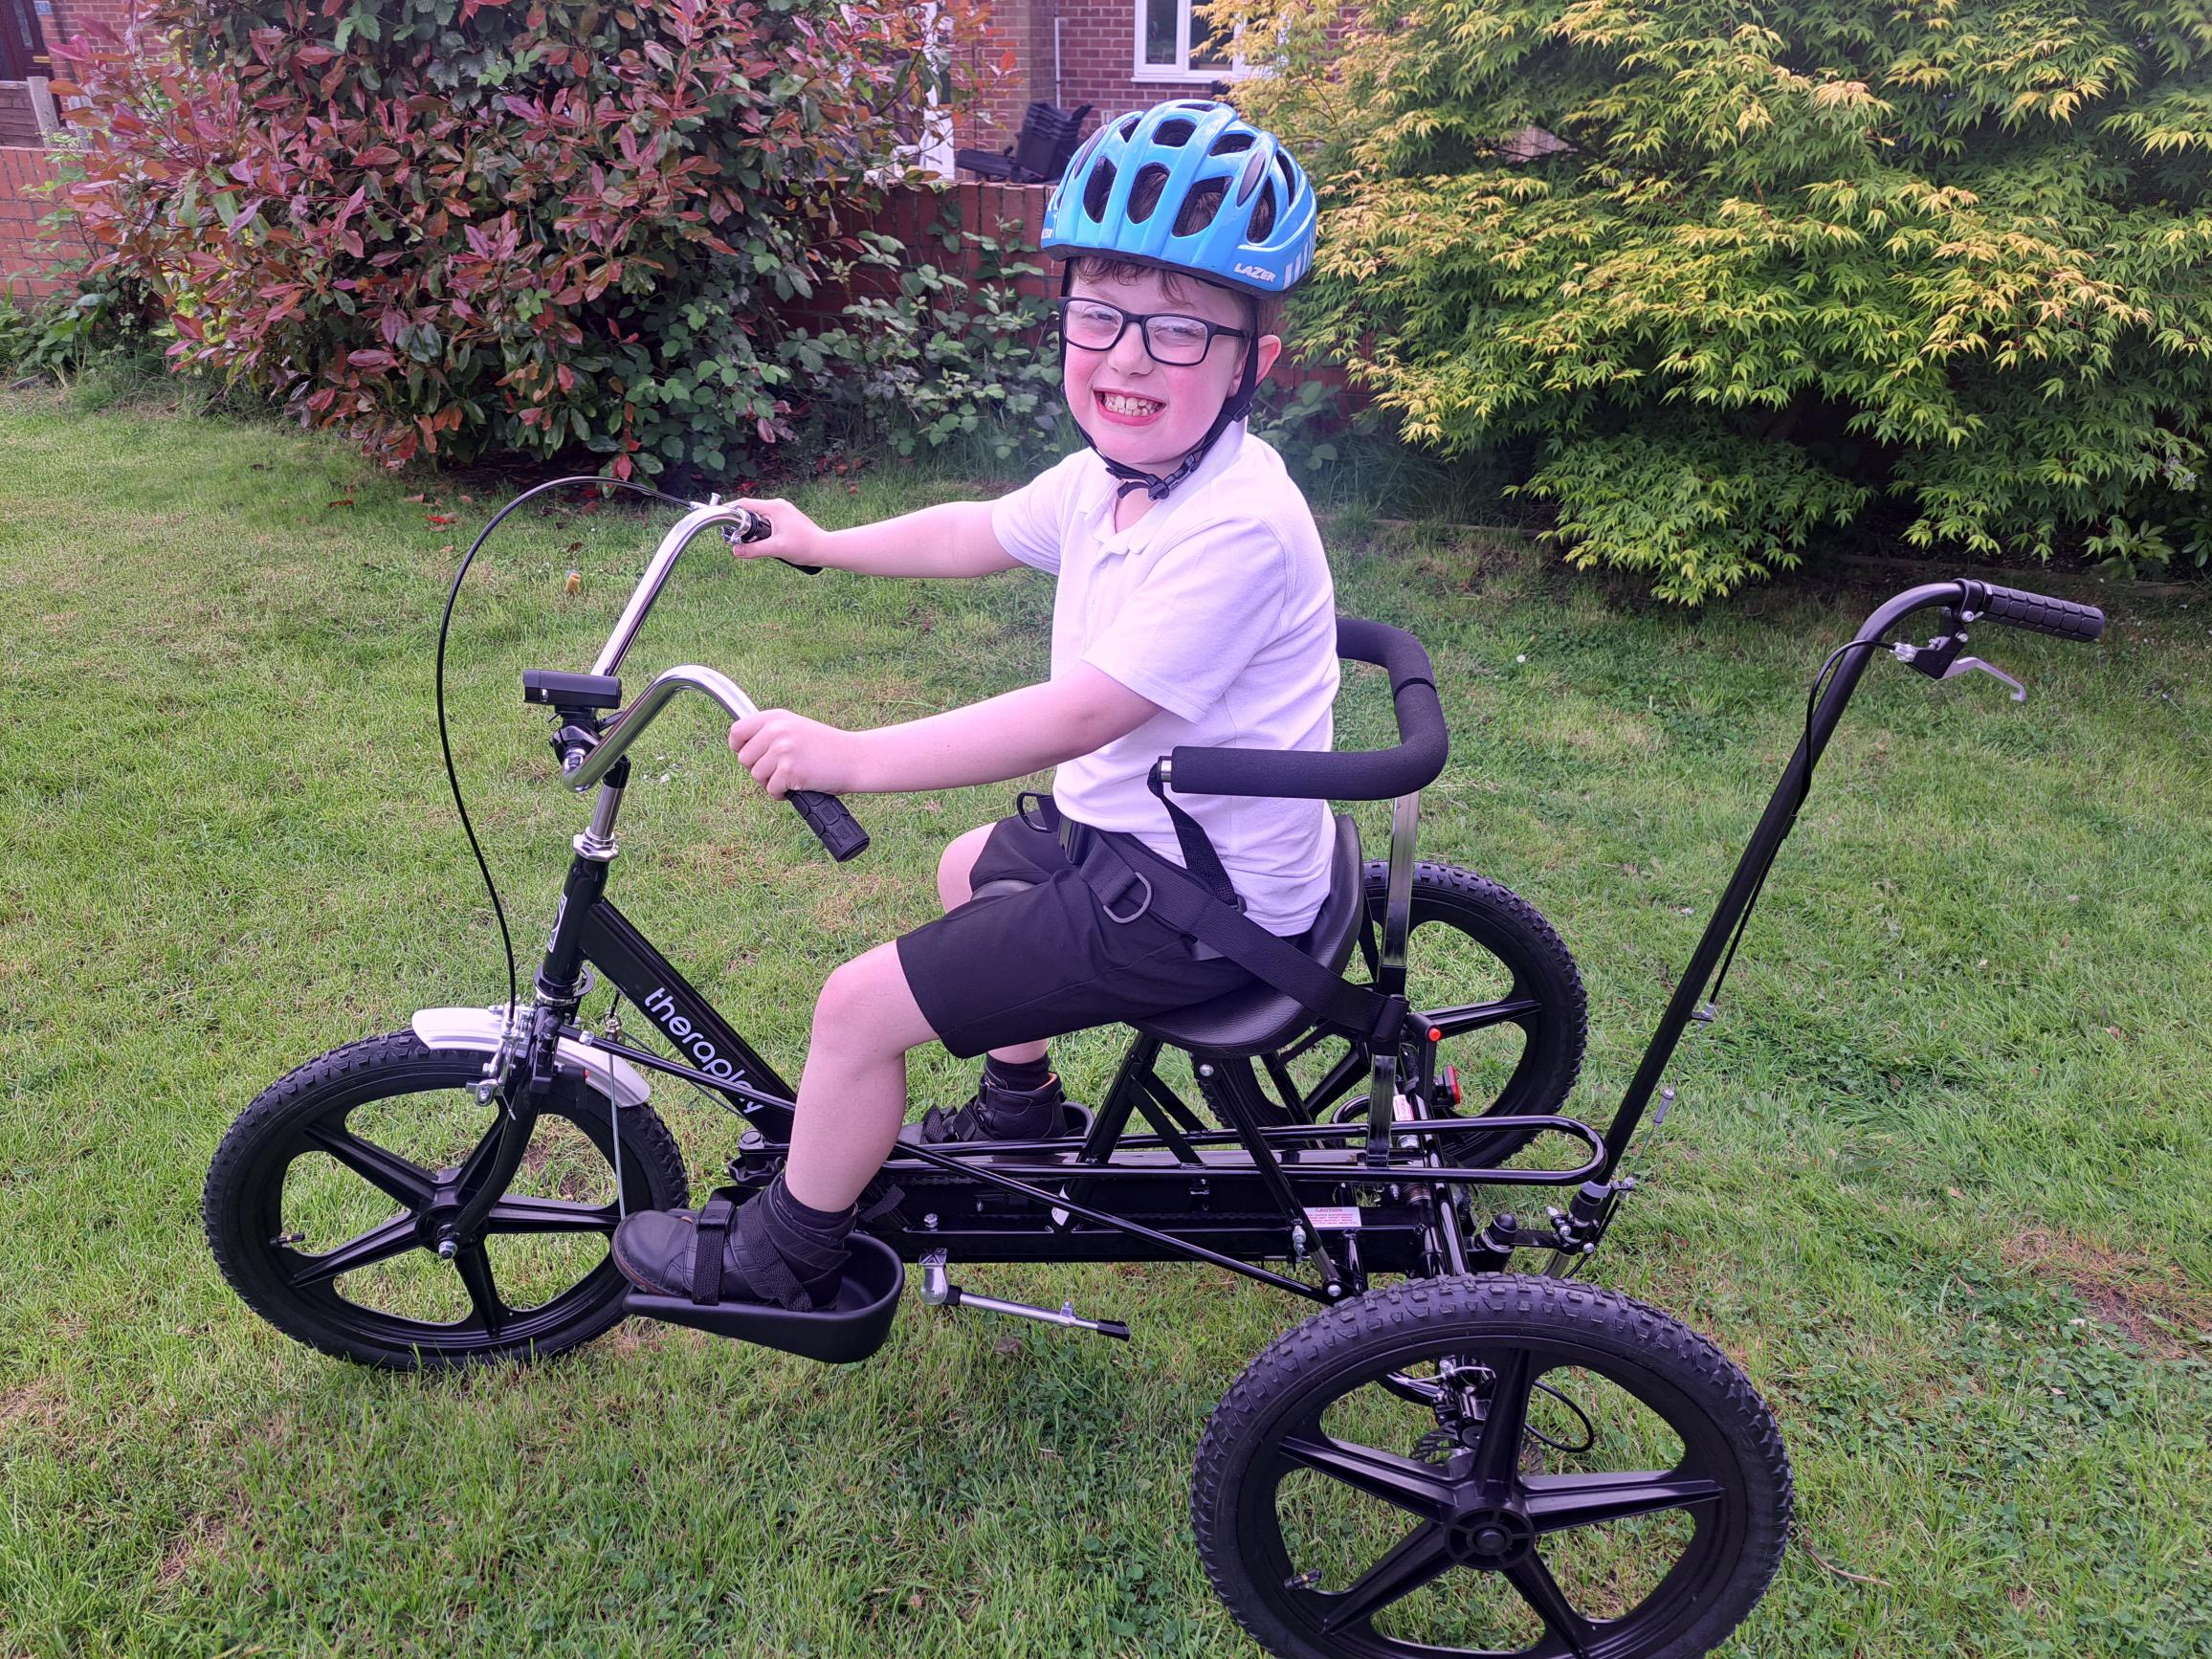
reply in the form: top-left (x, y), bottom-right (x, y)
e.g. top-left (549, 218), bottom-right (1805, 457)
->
top-left (1043, 100), bottom-right (1318, 501)
top-left (1043, 100), bottom-right (1316, 297)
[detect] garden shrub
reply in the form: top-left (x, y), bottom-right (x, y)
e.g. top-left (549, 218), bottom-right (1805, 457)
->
top-left (1229, 0), bottom-right (2212, 599)
top-left (784, 216), bottom-right (1069, 467)
top-left (51, 0), bottom-right (964, 478)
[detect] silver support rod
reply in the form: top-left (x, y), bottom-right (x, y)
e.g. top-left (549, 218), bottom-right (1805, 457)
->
top-left (918, 1252), bottom-right (1130, 1339)
top-left (1366, 789), bottom-right (1421, 1162)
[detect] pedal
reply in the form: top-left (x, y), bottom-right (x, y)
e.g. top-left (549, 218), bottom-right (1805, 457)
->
top-left (917, 1250), bottom-right (1130, 1340)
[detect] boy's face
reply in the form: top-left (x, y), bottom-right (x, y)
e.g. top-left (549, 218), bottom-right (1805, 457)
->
top-left (1062, 265), bottom-right (1282, 477)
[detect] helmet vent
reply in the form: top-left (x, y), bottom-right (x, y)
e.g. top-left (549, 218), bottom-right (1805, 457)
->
top-left (1155, 117), bottom-right (1198, 147)
top-left (1209, 131), bottom-right (1255, 155)
top-left (1236, 144), bottom-right (1271, 206)
top-left (1127, 163), bottom-right (1172, 224)
top-left (1175, 179), bottom-right (1227, 235)
top-left (1083, 158), bottom-right (1118, 221)
top-left (1274, 151), bottom-right (1300, 201)
top-left (1249, 180), bottom-right (1277, 242)
top-left (1117, 113), bottom-right (1141, 140)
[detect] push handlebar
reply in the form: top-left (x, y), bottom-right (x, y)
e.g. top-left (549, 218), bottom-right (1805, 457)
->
top-left (1162, 616), bottom-right (1449, 803)
top-left (1960, 580), bottom-right (2106, 643)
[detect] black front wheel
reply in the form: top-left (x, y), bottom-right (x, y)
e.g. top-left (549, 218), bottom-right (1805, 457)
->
top-left (1193, 1275), bottom-right (1792, 1659)
top-left (206, 1030), bottom-right (691, 1368)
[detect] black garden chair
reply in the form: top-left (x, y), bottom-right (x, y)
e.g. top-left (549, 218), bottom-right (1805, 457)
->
top-left (956, 100), bottom-right (1093, 184)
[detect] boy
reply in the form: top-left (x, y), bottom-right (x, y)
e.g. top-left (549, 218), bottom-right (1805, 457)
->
top-left (612, 100), bottom-right (1334, 1310)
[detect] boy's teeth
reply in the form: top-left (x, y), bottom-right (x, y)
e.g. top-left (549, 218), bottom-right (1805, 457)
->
top-left (1102, 392), bottom-right (1162, 415)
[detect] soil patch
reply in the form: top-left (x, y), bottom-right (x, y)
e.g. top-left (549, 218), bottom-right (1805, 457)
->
top-left (2004, 1228), bottom-right (2212, 1360)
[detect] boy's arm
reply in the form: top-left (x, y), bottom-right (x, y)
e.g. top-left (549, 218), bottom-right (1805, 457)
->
top-left (729, 668), bottom-right (1160, 798)
top-left (739, 498), bottom-right (1021, 579)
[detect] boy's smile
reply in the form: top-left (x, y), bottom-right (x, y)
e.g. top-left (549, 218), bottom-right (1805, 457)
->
top-left (1063, 266), bottom-right (1281, 482)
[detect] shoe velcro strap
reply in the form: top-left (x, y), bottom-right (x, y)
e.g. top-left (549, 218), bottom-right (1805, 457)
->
top-left (730, 1195), bottom-right (813, 1310)
top-left (690, 1191), bottom-right (737, 1306)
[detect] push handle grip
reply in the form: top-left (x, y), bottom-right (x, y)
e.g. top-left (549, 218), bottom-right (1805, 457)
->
top-left (1962, 581), bottom-right (2105, 643)
top-left (788, 788), bottom-right (870, 862)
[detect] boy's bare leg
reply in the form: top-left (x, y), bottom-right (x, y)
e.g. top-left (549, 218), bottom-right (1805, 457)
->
top-left (782, 941), bottom-right (938, 1213)
top-left (937, 823), bottom-right (1050, 1072)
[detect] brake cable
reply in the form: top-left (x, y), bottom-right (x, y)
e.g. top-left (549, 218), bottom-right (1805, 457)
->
top-left (1698, 636), bottom-right (1893, 1014)
top-left (434, 475), bottom-right (695, 1022)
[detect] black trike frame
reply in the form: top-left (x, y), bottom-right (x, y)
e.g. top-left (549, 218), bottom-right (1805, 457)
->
top-left (463, 499), bottom-right (2105, 1350)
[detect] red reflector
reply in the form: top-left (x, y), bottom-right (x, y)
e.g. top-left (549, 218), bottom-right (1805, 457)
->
top-left (1427, 1027), bottom-right (1442, 1043)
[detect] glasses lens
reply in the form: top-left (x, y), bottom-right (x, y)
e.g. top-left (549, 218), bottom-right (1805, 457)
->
top-left (1144, 315), bottom-right (1215, 365)
top-left (1062, 300), bottom-right (1125, 350)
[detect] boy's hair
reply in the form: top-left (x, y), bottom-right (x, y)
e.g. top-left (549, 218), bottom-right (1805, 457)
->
top-left (1071, 254), bottom-right (1288, 340)
top-left (1067, 169), bottom-right (1286, 339)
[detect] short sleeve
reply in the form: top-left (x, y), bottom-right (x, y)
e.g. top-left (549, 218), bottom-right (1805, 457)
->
top-left (1080, 518), bottom-right (1288, 722)
top-left (989, 451), bottom-right (1089, 575)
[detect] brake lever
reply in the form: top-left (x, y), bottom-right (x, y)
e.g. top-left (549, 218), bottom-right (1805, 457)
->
top-left (1941, 656), bottom-right (2026, 701)
top-left (1892, 612), bottom-right (2024, 700)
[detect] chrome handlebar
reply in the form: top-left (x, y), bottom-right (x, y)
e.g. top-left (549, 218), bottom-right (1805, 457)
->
top-left (590, 499), bottom-right (764, 678)
top-left (565, 498), bottom-right (869, 861)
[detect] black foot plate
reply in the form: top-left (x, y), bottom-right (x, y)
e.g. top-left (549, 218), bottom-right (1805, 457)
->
top-left (622, 1232), bottom-right (905, 1363)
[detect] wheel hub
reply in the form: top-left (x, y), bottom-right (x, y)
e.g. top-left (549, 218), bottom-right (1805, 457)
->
top-left (1444, 1503), bottom-right (1537, 1568)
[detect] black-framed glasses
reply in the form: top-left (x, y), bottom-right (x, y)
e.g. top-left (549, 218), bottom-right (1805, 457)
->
top-left (1054, 297), bottom-right (1250, 366)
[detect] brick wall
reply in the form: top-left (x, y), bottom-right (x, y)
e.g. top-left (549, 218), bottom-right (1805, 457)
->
top-left (44, 0), bottom-right (134, 45)
top-left (0, 144), bottom-right (82, 305)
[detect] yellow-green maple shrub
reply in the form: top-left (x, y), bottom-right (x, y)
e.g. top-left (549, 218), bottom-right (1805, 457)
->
top-left (1228, 0), bottom-right (2212, 600)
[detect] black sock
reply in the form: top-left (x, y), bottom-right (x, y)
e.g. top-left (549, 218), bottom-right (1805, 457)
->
top-left (984, 1053), bottom-right (1053, 1094)
top-left (768, 1175), bottom-right (854, 1244)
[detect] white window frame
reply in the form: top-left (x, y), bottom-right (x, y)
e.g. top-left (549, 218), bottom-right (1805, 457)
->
top-left (1131, 0), bottom-right (1258, 83)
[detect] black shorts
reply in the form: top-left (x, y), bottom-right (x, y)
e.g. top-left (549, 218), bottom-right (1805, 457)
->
top-left (896, 801), bottom-right (1258, 1058)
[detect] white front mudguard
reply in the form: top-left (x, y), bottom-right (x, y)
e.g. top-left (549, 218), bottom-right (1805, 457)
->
top-left (409, 1006), bottom-right (653, 1109)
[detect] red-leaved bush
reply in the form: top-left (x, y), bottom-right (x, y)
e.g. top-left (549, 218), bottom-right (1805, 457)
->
top-left (53, 0), bottom-right (966, 476)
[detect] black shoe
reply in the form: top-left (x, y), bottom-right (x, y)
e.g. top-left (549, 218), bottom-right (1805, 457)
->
top-left (611, 1184), bottom-right (848, 1310)
top-left (905, 1071), bottom-right (1073, 1145)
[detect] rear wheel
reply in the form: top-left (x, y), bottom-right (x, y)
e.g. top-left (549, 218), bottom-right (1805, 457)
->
top-left (1218, 863), bottom-right (1586, 1161)
top-left (205, 1030), bottom-right (690, 1368)
top-left (1193, 1275), bottom-right (1792, 1659)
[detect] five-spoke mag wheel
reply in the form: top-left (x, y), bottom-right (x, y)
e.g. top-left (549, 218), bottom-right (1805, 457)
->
top-left (205, 1030), bottom-right (690, 1368)
top-left (1218, 863), bottom-right (1588, 1162)
top-left (1194, 1274), bottom-right (1791, 1659)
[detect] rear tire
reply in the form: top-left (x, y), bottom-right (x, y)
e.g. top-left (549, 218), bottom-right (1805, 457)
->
top-left (1193, 1274), bottom-right (1792, 1659)
top-left (1218, 862), bottom-right (1587, 1161)
top-left (205, 1030), bottom-right (690, 1369)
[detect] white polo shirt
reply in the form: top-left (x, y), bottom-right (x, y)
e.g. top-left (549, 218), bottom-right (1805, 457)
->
top-left (990, 424), bottom-right (1339, 936)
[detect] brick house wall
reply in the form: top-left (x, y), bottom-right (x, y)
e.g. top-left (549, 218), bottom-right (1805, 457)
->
top-left (966, 0), bottom-right (1248, 155)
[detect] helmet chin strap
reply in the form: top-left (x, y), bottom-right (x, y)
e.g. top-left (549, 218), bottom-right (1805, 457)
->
top-left (1062, 269), bottom-right (1262, 503)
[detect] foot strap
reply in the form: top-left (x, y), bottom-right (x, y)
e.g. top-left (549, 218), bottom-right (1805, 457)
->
top-left (690, 1188), bottom-right (813, 1311)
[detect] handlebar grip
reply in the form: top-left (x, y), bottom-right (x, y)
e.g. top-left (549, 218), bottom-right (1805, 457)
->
top-left (1965, 581), bottom-right (2105, 643)
top-left (787, 788), bottom-right (870, 861)
top-left (725, 507), bottom-right (823, 575)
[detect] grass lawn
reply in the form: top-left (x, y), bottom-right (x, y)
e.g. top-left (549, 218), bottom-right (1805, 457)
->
top-left (2, 388), bottom-right (2207, 1657)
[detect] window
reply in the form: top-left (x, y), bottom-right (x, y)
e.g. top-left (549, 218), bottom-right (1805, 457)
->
top-left (1135, 0), bottom-right (1244, 82)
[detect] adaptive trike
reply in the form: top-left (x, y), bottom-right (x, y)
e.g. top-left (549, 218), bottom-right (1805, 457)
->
top-left (206, 489), bottom-right (2104, 1658)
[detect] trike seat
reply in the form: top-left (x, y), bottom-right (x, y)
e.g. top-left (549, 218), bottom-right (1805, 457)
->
top-left (1129, 813), bottom-right (1363, 1058)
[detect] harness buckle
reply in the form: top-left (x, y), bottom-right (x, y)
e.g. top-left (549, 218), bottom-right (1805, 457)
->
top-left (1099, 871), bottom-right (1153, 925)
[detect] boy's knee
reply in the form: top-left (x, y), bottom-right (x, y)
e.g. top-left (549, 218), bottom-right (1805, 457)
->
top-left (811, 948), bottom-right (929, 1056)
top-left (813, 957), bottom-right (877, 1033)
top-left (936, 823), bottom-right (997, 911)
